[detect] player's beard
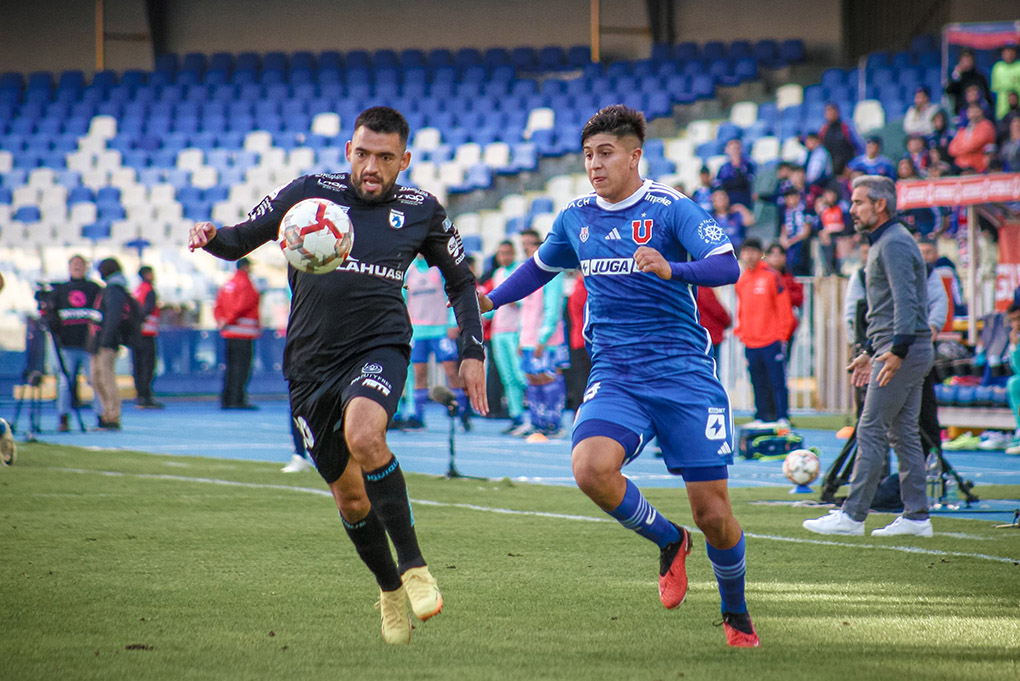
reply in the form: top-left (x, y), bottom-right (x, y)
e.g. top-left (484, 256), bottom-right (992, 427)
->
top-left (352, 172), bottom-right (394, 203)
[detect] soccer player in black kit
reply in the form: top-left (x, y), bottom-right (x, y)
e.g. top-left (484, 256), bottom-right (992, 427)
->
top-left (189, 107), bottom-right (488, 645)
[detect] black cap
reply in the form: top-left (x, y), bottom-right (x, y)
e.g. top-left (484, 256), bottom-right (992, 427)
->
top-left (97, 258), bottom-right (121, 279)
top-left (237, 257), bottom-right (251, 270)
top-left (138, 265), bottom-right (153, 277)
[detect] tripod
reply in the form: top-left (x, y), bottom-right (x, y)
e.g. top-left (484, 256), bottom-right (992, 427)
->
top-left (11, 317), bottom-right (88, 437)
top-left (820, 426), bottom-right (978, 506)
top-left (429, 386), bottom-right (484, 480)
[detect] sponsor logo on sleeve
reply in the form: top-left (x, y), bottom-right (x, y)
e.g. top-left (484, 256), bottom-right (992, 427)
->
top-left (361, 362), bottom-right (383, 375)
top-left (697, 218), bottom-right (726, 244)
top-left (441, 217), bottom-right (455, 232)
top-left (247, 181), bottom-right (290, 220)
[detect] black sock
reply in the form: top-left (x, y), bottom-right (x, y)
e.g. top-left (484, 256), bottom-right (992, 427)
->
top-left (363, 458), bottom-right (426, 574)
top-left (340, 508), bottom-right (401, 591)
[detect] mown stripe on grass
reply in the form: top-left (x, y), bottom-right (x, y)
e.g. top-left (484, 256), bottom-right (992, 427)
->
top-left (53, 467), bottom-right (1020, 565)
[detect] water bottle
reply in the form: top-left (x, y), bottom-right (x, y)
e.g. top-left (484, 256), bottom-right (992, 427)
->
top-left (925, 450), bottom-right (943, 509)
top-left (943, 473), bottom-right (959, 510)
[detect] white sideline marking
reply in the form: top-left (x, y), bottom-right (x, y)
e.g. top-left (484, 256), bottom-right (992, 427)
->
top-left (51, 467), bottom-right (1020, 565)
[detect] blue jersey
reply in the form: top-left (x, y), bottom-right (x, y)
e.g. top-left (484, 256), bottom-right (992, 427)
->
top-left (536, 179), bottom-right (734, 378)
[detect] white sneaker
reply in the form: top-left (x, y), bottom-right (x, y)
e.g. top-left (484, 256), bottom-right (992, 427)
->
top-left (802, 510), bottom-right (864, 535)
top-left (775, 418), bottom-right (791, 429)
top-left (510, 422), bottom-right (536, 437)
top-left (871, 516), bottom-right (933, 537)
top-left (281, 453), bottom-right (314, 473)
top-left (977, 431), bottom-right (1009, 450)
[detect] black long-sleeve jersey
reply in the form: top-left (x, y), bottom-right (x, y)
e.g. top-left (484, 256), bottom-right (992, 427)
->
top-left (203, 173), bottom-right (484, 381)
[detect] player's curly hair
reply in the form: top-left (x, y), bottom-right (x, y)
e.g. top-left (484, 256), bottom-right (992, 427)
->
top-left (355, 106), bottom-right (410, 146)
top-left (581, 105), bottom-right (646, 146)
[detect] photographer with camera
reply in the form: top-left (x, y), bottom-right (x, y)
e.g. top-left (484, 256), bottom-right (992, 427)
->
top-left (42, 254), bottom-right (101, 432)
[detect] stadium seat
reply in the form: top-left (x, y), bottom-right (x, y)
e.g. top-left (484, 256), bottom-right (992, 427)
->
top-left (730, 101), bottom-right (758, 128)
top-left (775, 83), bottom-right (803, 110)
top-left (853, 99), bottom-right (885, 134)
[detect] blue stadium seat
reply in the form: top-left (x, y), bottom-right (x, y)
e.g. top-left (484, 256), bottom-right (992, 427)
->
top-left (566, 45), bottom-right (591, 68)
top-left (98, 204), bottom-right (126, 222)
top-left (0, 187), bottom-right (13, 204)
top-left (733, 58), bottom-right (758, 83)
top-left (780, 39), bottom-right (805, 63)
top-left (0, 170), bottom-right (26, 188)
top-left (482, 47), bottom-right (509, 68)
top-left (123, 150), bottom-right (150, 169)
top-left (675, 42), bottom-right (699, 61)
top-left (891, 51), bottom-right (914, 70)
top-left (182, 202), bottom-right (212, 222)
top-left (511, 47), bottom-right (538, 71)
top-left (461, 235), bottom-right (483, 254)
top-left (651, 43), bottom-right (672, 62)
top-left (703, 41), bottom-right (727, 61)
top-left (730, 41), bottom-right (753, 60)
top-left (529, 197), bottom-right (555, 216)
top-left (716, 122), bottom-right (741, 142)
top-left (691, 74), bottom-right (715, 99)
top-left (68, 186), bottom-right (94, 204)
top-left (505, 216), bottom-right (527, 235)
top-left (753, 40), bottom-right (782, 67)
top-left (82, 222), bottom-right (112, 242)
top-left (538, 46), bottom-right (566, 71)
top-left (235, 52), bottom-right (261, 72)
top-left (14, 205), bottom-right (41, 222)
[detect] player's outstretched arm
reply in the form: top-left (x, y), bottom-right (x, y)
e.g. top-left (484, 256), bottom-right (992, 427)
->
top-left (487, 257), bottom-right (558, 310)
top-left (635, 248), bottom-right (740, 286)
top-left (459, 358), bottom-right (489, 416)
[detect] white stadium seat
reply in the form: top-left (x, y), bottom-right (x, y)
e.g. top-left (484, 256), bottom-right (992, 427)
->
top-left (730, 101), bottom-right (759, 128)
top-left (781, 137), bottom-right (807, 163)
top-left (776, 84), bottom-right (803, 110)
top-left (413, 127), bottom-right (442, 152)
top-left (28, 168), bottom-right (56, 188)
top-left (664, 138), bottom-right (695, 164)
top-left (751, 136), bottom-right (780, 165)
top-left (311, 112), bottom-right (341, 137)
top-left (524, 107), bottom-right (555, 138)
top-left (499, 193), bottom-right (527, 218)
top-left (482, 142), bottom-right (511, 169)
top-left (243, 131), bottom-right (273, 153)
top-left (685, 120), bottom-right (716, 146)
top-left (12, 185), bottom-right (41, 207)
top-left (88, 115), bottom-right (118, 139)
top-left (176, 149), bottom-right (205, 172)
top-left (853, 99), bottom-right (886, 134)
top-left (453, 142), bottom-right (482, 169)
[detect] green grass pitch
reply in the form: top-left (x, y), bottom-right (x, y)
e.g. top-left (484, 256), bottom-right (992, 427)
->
top-left (2, 443), bottom-right (1018, 681)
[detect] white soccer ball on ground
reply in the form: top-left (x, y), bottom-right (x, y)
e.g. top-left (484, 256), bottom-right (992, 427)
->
top-left (783, 448), bottom-right (820, 486)
top-left (278, 198), bottom-right (354, 274)
top-left (0, 417), bottom-right (16, 466)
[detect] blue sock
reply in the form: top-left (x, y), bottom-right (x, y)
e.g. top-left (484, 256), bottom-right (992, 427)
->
top-left (706, 533), bottom-right (747, 614)
top-left (453, 388), bottom-right (469, 416)
top-left (526, 384), bottom-right (543, 429)
top-left (413, 388), bottom-right (428, 422)
top-left (606, 479), bottom-right (681, 548)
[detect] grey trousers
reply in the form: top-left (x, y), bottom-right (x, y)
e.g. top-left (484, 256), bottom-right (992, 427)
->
top-left (842, 341), bottom-right (934, 522)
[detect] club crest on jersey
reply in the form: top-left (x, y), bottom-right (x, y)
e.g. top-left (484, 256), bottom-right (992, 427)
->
top-left (579, 226), bottom-right (589, 242)
top-left (632, 219), bottom-right (653, 244)
top-left (389, 209), bottom-right (405, 230)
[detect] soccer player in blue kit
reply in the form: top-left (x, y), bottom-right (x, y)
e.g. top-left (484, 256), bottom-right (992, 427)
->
top-left (480, 105), bottom-right (759, 647)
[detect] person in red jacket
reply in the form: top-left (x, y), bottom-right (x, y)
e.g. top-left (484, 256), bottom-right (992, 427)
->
top-left (214, 257), bottom-right (260, 409)
top-left (132, 265), bottom-right (163, 409)
top-left (734, 238), bottom-right (796, 426)
top-left (948, 103), bottom-right (997, 173)
top-left (696, 285), bottom-right (731, 377)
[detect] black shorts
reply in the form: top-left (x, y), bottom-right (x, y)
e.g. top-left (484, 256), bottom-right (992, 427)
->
top-left (288, 345), bottom-right (409, 484)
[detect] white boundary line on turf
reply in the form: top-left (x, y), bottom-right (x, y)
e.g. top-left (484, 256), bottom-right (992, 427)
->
top-left (52, 467), bottom-right (1020, 565)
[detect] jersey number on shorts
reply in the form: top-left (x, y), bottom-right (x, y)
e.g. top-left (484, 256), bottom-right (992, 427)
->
top-left (704, 413), bottom-right (726, 440)
top-left (294, 416), bottom-right (315, 450)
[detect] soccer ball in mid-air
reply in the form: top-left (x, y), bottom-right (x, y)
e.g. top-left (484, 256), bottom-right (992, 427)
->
top-left (278, 198), bottom-right (354, 274)
top-left (0, 417), bottom-right (16, 466)
top-left (783, 448), bottom-right (820, 486)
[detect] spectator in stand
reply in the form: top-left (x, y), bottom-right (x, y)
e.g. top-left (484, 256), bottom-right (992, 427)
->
top-left (695, 285), bottom-right (731, 375)
top-left (131, 266), bottom-right (163, 409)
top-left (779, 186), bottom-right (813, 276)
top-left (214, 257), bottom-right (260, 410)
top-left (814, 184), bottom-right (851, 275)
top-left (819, 102), bottom-right (863, 176)
top-left (903, 86), bottom-right (940, 137)
top-left (734, 238), bottom-right (795, 427)
top-left (764, 243), bottom-right (803, 363)
top-left (716, 139), bottom-right (756, 209)
top-left (945, 48), bottom-right (993, 116)
top-left (928, 110), bottom-right (954, 160)
top-left (948, 102), bottom-right (998, 173)
top-left (897, 159), bottom-right (938, 236)
top-left (905, 134), bottom-right (931, 177)
top-left (802, 132), bottom-right (833, 191)
top-left (955, 83), bottom-right (995, 128)
top-left (710, 188), bottom-right (755, 251)
top-left (690, 167), bottom-right (714, 212)
top-left (998, 91), bottom-right (1020, 143)
top-left (1001, 116), bottom-right (1020, 171)
top-left (847, 136), bottom-right (896, 178)
top-left (991, 44), bottom-right (1020, 120)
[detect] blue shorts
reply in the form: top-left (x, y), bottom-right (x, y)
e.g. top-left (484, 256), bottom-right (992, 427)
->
top-left (410, 336), bottom-right (459, 364)
top-left (520, 344), bottom-right (570, 377)
top-left (572, 370), bottom-right (734, 473)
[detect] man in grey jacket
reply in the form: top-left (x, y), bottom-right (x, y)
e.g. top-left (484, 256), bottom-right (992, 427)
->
top-left (804, 175), bottom-right (935, 537)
